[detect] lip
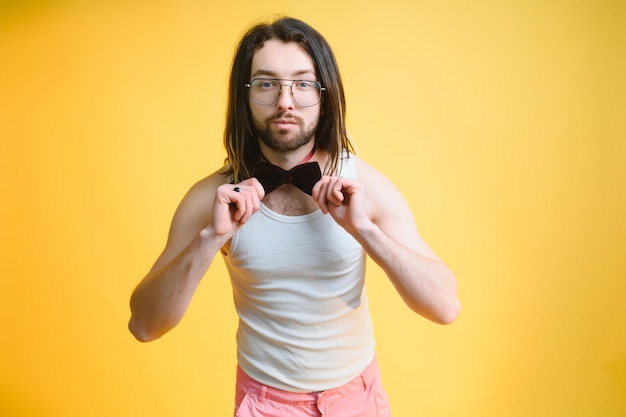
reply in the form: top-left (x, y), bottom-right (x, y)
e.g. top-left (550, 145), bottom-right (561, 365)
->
top-left (272, 118), bottom-right (299, 125)
top-left (272, 118), bottom-right (299, 129)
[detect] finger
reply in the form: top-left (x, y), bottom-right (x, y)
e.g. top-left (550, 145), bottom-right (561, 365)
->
top-left (313, 176), bottom-right (332, 213)
top-left (240, 177), bottom-right (266, 201)
top-left (241, 190), bottom-right (260, 224)
top-left (232, 194), bottom-right (247, 222)
top-left (311, 179), bottom-right (321, 200)
top-left (230, 182), bottom-right (263, 223)
top-left (326, 177), bottom-right (345, 206)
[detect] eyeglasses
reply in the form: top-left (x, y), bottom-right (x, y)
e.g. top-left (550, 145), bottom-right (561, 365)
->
top-left (245, 78), bottom-right (325, 107)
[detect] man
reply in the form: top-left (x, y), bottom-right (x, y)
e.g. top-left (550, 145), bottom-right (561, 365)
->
top-left (129, 17), bottom-right (460, 417)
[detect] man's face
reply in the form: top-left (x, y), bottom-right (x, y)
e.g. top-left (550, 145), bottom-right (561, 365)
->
top-left (249, 39), bottom-right (322, 152)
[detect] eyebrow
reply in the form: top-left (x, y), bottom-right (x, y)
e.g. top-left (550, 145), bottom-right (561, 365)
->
top-left (251, 69), bottom-right (317, 79)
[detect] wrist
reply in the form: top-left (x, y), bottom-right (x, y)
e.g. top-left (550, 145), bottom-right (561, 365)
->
top-left (197, 225), bottom-right (231, 249)
top-left (351, 219), bottom-right (379, 242)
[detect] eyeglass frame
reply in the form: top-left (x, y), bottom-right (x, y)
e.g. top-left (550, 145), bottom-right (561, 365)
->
top-left (244, 78), bottom-right (326, 107)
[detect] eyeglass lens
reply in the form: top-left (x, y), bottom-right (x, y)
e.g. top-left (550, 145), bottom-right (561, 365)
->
top-left (248, 79), bottom-right (322, 107)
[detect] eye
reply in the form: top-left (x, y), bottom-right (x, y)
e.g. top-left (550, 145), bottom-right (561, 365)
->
top-left (255, 79), bottom-right (278, 89)
top-left (295, 81), bottom-right (314, 89)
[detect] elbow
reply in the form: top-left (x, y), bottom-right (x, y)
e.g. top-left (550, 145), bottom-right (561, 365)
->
top-left (128, 298), bottom-right (158, 342)
top-left (434, 297), bottom-right (461, 325)
top-left (128, 292), bottom-right (176, 342)
top-left (436, 301), bottom-right (461, 326)
top-left (128, 317), bottom-right (156, 342)
top-left (128, 314), bottom-right (168, 343)
top-left (409, 296), bottom-right (461, 325)
top-left (431, 271), bottom-right (461, 325)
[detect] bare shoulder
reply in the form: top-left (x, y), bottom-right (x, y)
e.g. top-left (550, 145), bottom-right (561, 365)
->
top-left (182, 167), bottom-right (231, 205)
top-left (152, 167), bottom-right (230, 264)
top-left (146, 167), bottom-right (230, 273)
top-left (353, 156), bottom-right (388, 178)
top-left (353, 156), bottom-right (407, 213)
top-left (353, 155), bottom-right (439, 259)
top-left (172, 167), bottom-right (231, 230)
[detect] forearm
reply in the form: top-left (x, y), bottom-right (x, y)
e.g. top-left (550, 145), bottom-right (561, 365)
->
top-left (128, 228), bottom-right (228, 341)
top-left (355, 222), bottom-right (460, 324)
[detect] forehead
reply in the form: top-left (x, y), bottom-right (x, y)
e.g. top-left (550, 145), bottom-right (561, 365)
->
top-left (250, 39), bottom-right (316, 78)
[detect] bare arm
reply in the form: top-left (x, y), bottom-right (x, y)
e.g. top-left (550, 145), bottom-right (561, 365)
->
top-left (312, 157), bottom-right (460, 324)
top-left (128, 172), bottom-right (264, 342)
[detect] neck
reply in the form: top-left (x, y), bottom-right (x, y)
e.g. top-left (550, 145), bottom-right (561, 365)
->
top-left (259, 141), bottom-right (317, 170)
top-left (297, 146), bottom-right (316, 164)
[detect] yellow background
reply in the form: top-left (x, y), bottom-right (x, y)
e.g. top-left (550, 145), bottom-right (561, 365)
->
top-left (1, 1), bottom-right (624, 416)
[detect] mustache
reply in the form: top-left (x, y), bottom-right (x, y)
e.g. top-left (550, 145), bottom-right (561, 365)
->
top-left (267, 112), bottom-right (301, 123)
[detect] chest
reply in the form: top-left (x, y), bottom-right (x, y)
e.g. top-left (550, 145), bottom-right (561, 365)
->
top-left (227, 206), bottom-right (365, 282)
top-left (261, 184), bottom-right (318, 216)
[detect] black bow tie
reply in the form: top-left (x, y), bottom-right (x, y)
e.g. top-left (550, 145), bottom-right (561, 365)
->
top-left (254, 161), bottom-right (322, 195)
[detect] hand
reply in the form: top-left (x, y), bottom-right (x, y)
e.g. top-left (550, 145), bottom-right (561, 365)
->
top-left (312, 176), bottom-right (371, 235)
top-left (211, 178), bottom-right (265, 237)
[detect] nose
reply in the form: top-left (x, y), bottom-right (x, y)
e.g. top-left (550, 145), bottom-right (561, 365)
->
top-left (276, 84), bottom-right (296, 110)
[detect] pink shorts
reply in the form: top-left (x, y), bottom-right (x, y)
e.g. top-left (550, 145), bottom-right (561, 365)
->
top-left (234, 357), bottom-right (392, 417)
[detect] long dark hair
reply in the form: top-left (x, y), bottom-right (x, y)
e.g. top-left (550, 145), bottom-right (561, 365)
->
top-left (223, 17), bottom-right (354, 182)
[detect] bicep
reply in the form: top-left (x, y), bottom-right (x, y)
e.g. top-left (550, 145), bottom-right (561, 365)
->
top-left (147, 177), bottom-right (218, 274)
top-left (358, 159), bottom-right (440, 261)
top-left (373, 193), bottom-right (440, 261)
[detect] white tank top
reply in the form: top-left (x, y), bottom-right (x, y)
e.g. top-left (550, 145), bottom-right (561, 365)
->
top-left (222, 155), bottom-right (375, 392)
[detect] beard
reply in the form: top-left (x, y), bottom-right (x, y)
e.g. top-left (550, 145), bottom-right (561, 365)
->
top-left (253, 112), bottom-right (317, 152)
